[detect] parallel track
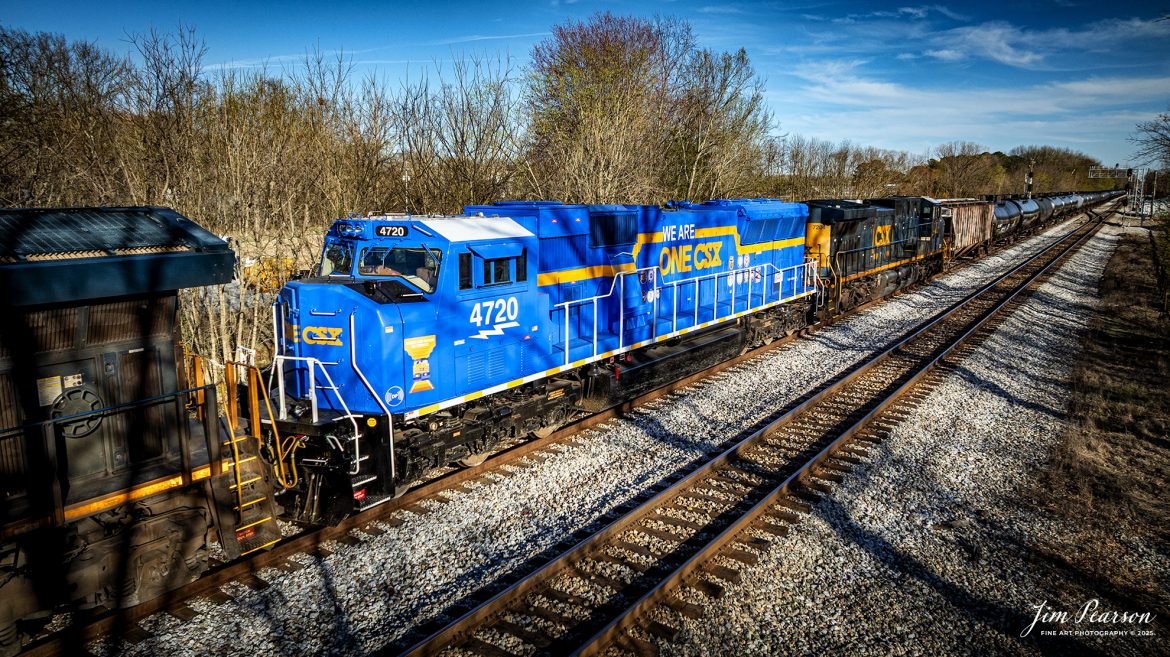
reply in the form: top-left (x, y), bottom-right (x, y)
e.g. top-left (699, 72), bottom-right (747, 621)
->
top-left (17, 209), bottom-right (1108, 657)
top-left (395, 213), bottom-right (1108, 657)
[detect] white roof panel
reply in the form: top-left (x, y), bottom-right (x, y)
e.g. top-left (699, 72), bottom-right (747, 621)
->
top-left (419, 216), bottom-right (532, 242)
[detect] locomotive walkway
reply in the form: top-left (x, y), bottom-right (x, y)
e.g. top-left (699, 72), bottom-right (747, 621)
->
top-left (394, 215), bottom-right (1108, 657)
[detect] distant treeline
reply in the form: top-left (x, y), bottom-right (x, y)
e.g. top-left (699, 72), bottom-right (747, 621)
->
top-left (0, 15), bottom-right (1119, 364)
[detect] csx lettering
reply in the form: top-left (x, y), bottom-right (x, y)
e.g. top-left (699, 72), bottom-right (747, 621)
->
top-left (302, 326), bottom-right (343, 346)
top-left (659, 241), bottom-right (723, 275)
top-left (874, 225), bottom-right (892, 247)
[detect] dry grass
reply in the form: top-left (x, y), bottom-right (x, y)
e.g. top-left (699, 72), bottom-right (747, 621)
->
top-left (1026, 223), bottom-right (1170, 652)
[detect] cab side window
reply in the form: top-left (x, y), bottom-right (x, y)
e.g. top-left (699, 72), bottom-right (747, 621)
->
top-left (484, 258), bottom-right (512, 285)
top-left (459, 253), bottom-right (473, 290)
top-left (475, 249), bottom-right (527, 287)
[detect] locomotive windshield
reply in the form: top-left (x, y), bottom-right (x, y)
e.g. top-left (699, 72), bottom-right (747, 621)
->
top-left (358, 245), bottom-right (443, 293)
top-left (317, 241), bottom-right (354, 277)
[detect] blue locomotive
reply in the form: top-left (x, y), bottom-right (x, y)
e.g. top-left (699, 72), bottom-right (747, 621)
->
top-left (269, 199), bottom-right (818, 520)
top-left (264, 192), bottom-right (1121, 523)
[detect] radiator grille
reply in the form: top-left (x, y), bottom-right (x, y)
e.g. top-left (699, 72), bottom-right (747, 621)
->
top-left (0, 307), bottom-right (81, 359)
top-left (87, 297), bottom-right (173, 345)
top-left (539, 236), bottom-right (586, 271)
top-left (465, 347), bottom-right (508, 388)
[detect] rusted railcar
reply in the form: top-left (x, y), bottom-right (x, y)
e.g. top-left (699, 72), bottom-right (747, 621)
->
top-left (936, 198), bottom-right (995, 258)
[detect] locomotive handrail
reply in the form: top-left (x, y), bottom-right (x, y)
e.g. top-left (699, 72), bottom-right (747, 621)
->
top-left (272, 354), bottom-right (363, 474)
top-left (0, 383), bottom-right (219, 438)
top-left (348, 311), bottom-right (392, 479)
top-left (217, 360), bottom-right (302, 490)
top-left (0, 382), bottom-right (222, 529)
top-left (552, 259), bottom-right (818, 365)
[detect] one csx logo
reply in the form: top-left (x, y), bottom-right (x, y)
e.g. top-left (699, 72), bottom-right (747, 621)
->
top-left (290, 325), bottom-right (344, 346)
top-left (873, 225), bottom-right (892, 247)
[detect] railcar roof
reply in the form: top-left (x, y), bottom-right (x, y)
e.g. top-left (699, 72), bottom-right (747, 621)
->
top-left (0, 206), bottom-right (234, 306)
top-left (0, 206), bottom-right (228, 261)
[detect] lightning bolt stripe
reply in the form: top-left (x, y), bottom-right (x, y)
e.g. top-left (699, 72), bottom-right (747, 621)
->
top-left (469, 321), bottom-right (520, 339)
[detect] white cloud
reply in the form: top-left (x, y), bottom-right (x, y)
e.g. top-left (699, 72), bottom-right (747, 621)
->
top-left (832, 5), bottom-right (967, 24)
top-left (919, 17), bottom-right (1170, 70)
top-left (924, 48), bottom-right (962, 61)
top-left (698, 5), bottom-right (745, 15)
top-left (768, 67), bottom-right (1170, 165)
top-left (927, 21), bottom-right (1044, 67)
top-left (430, 32), bottom-right (549, 46)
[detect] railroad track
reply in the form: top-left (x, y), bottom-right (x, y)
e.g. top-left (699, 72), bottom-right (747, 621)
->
top-left (394, 214), bottom-right (1108, 657)
top-left (17, 211), bottom-right (1106, 657)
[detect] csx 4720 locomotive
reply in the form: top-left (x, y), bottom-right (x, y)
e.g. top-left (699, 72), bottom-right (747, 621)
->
top-left (270, 199), bottom-right (816, 521)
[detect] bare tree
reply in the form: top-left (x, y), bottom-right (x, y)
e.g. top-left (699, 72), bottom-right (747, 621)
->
top-left (527, 12), bottom-right (668, 203)
top-left (415, 55), bottom-right (524, 211)
top-left (1132, 109), bottom-right (1170, 168)
top-left (0, 27), bottom-right (135, 205)
top-left (664, 48), bottom-right (771, 200)
top-left (931, 141), bottom-right (1001, 197)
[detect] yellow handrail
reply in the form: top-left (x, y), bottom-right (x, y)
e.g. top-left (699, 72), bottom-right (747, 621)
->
top-left (223, 360), bottom-right (301, 490)
top-left (251, 365), bottom-right (300, 489)
top-left (224, 362), bottom-right (247, 513)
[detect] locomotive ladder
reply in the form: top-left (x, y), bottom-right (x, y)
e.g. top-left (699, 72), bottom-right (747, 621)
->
top-left (205, 361), bottom-right (284, 560)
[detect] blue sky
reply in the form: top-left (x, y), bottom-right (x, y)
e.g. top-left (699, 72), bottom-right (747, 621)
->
top-left (5, 0), bottom-right (1169, 167)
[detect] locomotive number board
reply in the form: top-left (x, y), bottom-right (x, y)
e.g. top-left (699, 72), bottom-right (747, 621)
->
top-left (376, 225), bottom-right (409, 237)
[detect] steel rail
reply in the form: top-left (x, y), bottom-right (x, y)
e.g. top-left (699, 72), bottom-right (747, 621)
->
top-left (573, 211), bottom-right (1109, 657)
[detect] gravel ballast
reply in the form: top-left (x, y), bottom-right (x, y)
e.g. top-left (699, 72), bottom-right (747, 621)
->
top-left (90, 218), bottom-right (1113, 657)
top-left (657, 223), bottom-right (1167, 657)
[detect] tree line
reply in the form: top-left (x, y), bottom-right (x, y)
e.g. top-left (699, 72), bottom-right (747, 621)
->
top-left (0, 15), bottom-right (1119, 365)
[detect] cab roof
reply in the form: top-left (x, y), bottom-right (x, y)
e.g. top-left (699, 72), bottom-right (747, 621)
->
top-left (331, 214), bottom-right (533, 244)
top-left (419, 216), bottom-right (532, 243)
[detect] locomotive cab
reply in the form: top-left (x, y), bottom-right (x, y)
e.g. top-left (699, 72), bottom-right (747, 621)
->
top-left (271, 213), bottom-right (548, 521)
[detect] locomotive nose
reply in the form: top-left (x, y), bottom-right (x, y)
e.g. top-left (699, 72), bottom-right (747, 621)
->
top-left (274, 279), bottom-right (406, 417)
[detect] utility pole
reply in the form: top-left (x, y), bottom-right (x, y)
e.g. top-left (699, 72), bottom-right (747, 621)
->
top-left (1150, 171), bottom-right (1159, 224)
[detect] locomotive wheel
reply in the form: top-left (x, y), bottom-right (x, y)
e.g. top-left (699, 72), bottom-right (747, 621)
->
top-left (532, 425), bottom-right (557, 439)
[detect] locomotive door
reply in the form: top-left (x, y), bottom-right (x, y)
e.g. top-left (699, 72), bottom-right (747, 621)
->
top-left (450, 242), bottom-right (531, 397)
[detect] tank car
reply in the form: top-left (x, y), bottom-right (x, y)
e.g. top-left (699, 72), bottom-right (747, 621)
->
top-left (266, 199), bottom-right (819, 523)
